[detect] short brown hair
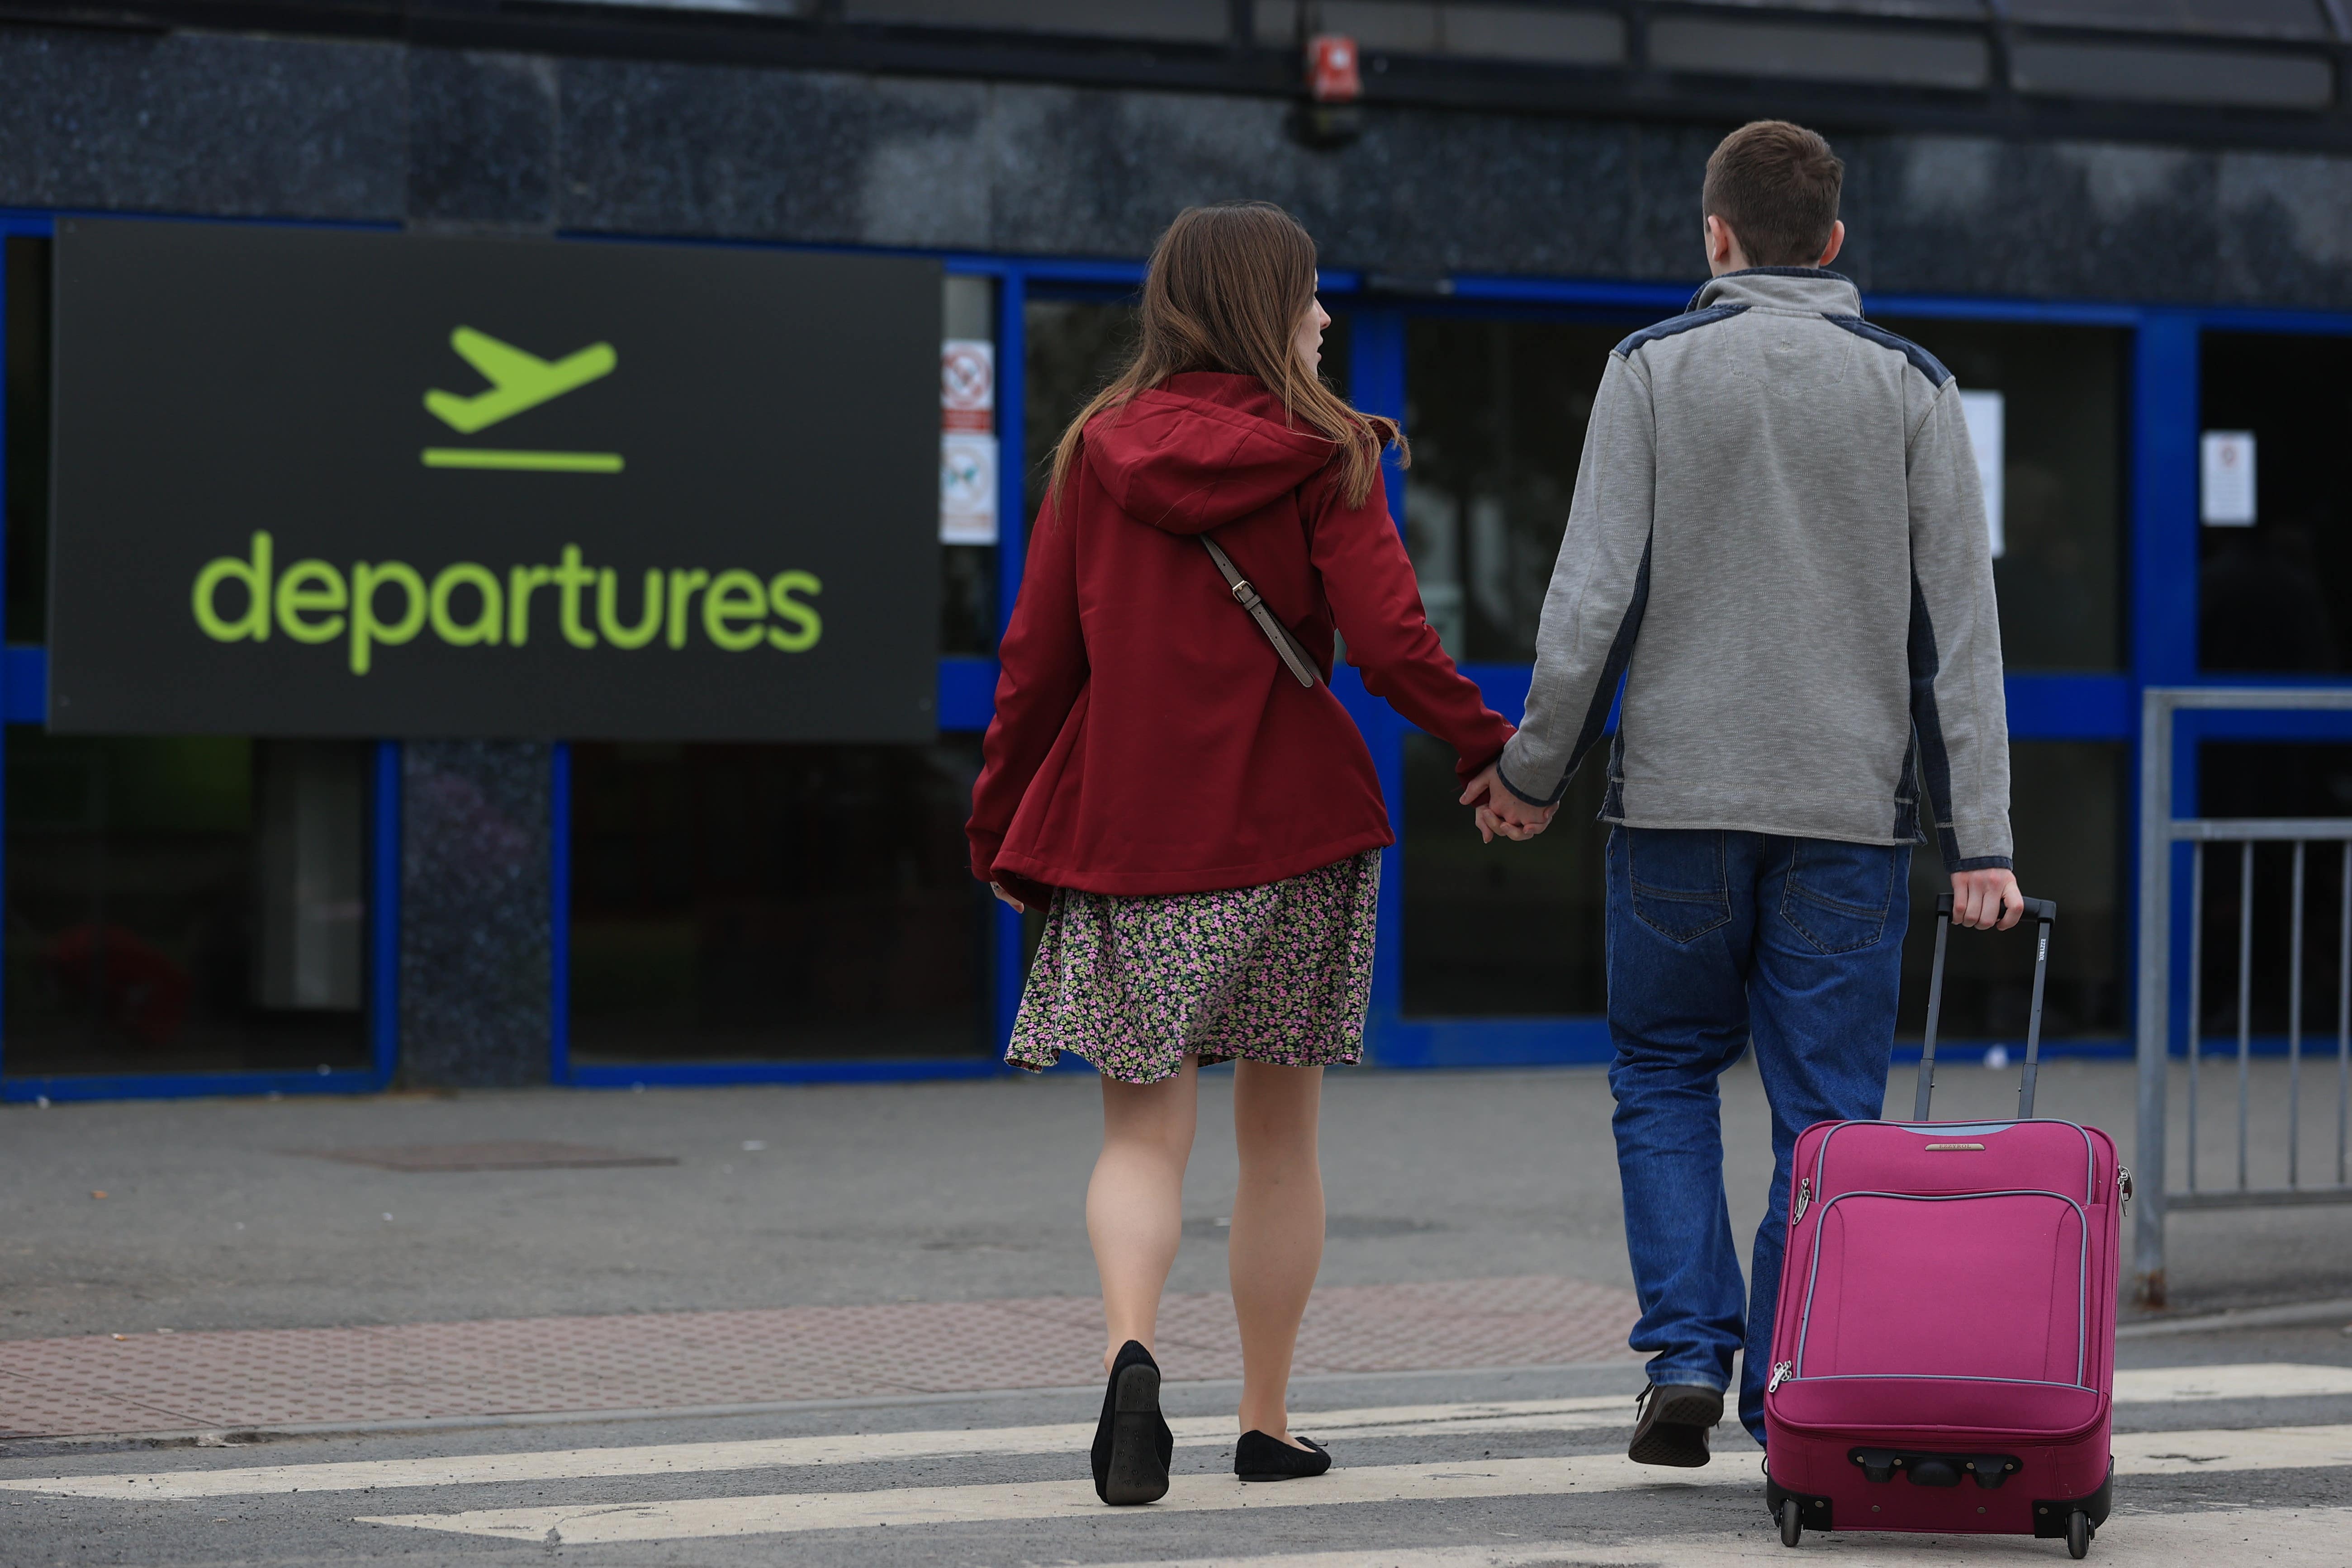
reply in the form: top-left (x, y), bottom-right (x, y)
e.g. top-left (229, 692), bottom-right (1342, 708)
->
top-left (1702, 121), bottom-right (1844, 268)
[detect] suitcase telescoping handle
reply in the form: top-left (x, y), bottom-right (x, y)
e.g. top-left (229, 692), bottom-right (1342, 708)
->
top-left (1914, 892), bottom-right (2058, 1122)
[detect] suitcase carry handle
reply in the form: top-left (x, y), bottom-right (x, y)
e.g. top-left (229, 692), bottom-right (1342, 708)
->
top-left (1914, 892), bottom-right (2058, 1121)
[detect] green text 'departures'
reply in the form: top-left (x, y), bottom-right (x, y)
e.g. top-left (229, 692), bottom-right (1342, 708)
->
top-left (190, 533), bottom-right (822, 675)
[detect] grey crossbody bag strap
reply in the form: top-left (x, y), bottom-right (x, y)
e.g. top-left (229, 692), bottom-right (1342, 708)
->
top-left (1200, 537), bottom-right (1321, 689)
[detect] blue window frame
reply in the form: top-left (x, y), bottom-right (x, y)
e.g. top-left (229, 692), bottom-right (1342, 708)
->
top-left (2143, 318), bottom-right (2352, 1062)
top-left (11, 206), bottom-right (2352, 1094)
top-left (947, 264), bottom-right (2352, 1073)
top-left (0, 210), bottom-right (402, 1102)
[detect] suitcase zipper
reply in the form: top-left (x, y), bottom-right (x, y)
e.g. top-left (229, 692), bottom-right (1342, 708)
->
top-left (1794, 1176), bottom-right (1810, 1220)
top-left (1791, 1189), bottom-right (2095, 1392)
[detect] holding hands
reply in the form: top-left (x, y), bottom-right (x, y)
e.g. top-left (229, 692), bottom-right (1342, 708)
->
top-left (1456, 764), bottom-right (2030, 931)
top-left (1460, 763), bottom-right (1557, 845)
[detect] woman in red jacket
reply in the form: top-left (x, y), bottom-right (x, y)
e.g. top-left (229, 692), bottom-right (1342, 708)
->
top-left (968, 202), bottom-right (1516, 1505)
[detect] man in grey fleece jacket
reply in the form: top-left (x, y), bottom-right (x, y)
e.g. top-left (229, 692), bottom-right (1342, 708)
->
top-left (1467, 121), bottom-right (2024, 1464)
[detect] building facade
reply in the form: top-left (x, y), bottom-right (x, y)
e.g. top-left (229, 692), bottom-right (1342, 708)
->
top-left (5, 0), bottom-right (2352, 1098)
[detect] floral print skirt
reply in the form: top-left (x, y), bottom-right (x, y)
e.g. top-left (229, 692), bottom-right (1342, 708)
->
top-left (1005, 850), bottom-right (1382, 1085)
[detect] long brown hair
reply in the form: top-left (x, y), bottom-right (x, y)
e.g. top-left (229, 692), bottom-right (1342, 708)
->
top-left (1047, 202), bottom-right (1405, 513)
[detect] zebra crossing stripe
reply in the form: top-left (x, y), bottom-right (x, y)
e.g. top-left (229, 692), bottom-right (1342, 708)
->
top-left (0, 1397), bottom-right (1632, 1500)
top-left (359, 1455), bottom-right (1721, 1542)
top-left (1080, 1506), bottom-right (2352, 1568)
top-left (356, 1427), bottom-right (2352, 1544)
top-left (6, 1365), bottom-right (2351, 1502)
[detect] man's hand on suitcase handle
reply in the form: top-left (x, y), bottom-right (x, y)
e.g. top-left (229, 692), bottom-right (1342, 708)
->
top-left (1950, 867), bottom-right (2024, 931)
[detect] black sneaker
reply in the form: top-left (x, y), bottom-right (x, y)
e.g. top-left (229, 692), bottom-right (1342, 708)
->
top-left (1627, 1382), bottom-right (1722, 1468)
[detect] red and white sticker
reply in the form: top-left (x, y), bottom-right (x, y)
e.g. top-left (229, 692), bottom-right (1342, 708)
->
top-left (942, 339), bottom-right (994, 434)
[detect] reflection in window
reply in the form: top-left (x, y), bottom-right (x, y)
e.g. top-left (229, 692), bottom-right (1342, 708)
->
top-left (940, 273), bottom-right (998, 655)
top-left (1402, 313), bottom-right (2124, 673)
top-left (1403, 320), bottom-right (1627, 661)
top-left (941, 547), bottom-right (997, 655)
top-left (1897, 741), bottom-right (2125, 1041)
top-left (1877, 317), bottom-right (2125, 672)
top-left (5, 237), bottom-right (50, 643)
top-left (2199, 332), bottom-right (2351, 674)
top-left (1402, 729), bottom-right (1608, 1016)
top-left (1026, 299), bottom-right (1140, 519)
top-left (567, 741), bottom-right (990, 1062)
top-left (3, 731), bottom-right (371, 1077)
top-left (1024, 297), bottom-right (1352, 525)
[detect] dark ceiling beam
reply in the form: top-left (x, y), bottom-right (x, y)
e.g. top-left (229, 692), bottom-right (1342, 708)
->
top-left (2, 0), bottom-right (2348, 155)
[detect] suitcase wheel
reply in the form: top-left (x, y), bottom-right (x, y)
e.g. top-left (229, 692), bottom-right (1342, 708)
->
top-left (2066, 1509), bottom-right (2091, 1559)
top-left (1778, 1498), bottom-right (1802, 1548)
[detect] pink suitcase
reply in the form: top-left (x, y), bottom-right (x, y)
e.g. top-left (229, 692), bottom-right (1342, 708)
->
top-left (1762, 895), bottom-right (2128, 1559)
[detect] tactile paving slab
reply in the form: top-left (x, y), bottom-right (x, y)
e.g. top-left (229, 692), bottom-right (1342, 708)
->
top-left (0, 1275), bottom-right (1639, 1439)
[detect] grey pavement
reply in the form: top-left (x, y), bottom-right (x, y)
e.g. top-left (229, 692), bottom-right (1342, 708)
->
top-left (1, 1056), bottom-right (2347, 1343)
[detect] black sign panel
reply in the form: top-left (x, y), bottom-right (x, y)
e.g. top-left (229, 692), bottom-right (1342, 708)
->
top-left (48, 220), bottom-right (941, 739)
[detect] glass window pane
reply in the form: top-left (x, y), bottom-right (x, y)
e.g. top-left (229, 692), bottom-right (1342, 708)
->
top-left (5, 236), bottom-right (50, 644)
top-left (940, 273), bottom-right (997, 654)
top-left (3, 730), bottom-right (372, 1077)
top-left (1402, 318), bottom-right (1624, 661)
top-left (1404, 313), bottom-right (2124, 672)
top-left (1024, 298), bottom-right (1354, 526)
top-left (2199, 332), bottom-right (2352, 674)
top-left (1897, 741), bottom-right (2126, 1042)
top-left (1319, 308), bottom-right (1351, 407)
top-left (941, 545), bottom-right (996, 654)
top-left (1875, 318), bottom-right (2127, 673)
top-left (1401, 729), bottom-right (1608, 1015)
top-left (1025, 299), bottom-right (1138, 521)
top-left (566, 740), bottom-right (989, 1062)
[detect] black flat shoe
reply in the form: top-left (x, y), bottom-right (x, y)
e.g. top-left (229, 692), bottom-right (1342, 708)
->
top-left (1091, 1341), bottom-right (1172, 1505)
top-left (1234, 1430), bottom-right (1331, 1481)
top-left (1626, 1382), bottom-right (1722, 1468)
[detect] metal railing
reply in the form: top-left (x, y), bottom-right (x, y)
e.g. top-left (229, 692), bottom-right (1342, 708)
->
top-left (2134, 688), bottom-right (2352, 1307)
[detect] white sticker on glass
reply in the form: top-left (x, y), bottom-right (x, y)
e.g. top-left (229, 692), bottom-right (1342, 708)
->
top-left (1958, 388), bottom-right (2005, 559)
top-left (940, 432), bottom-right (998, 545)
top-left (2201, 431), bottom-right (2256, 526)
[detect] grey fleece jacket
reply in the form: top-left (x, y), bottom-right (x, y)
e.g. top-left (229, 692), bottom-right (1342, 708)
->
top-left (1497, 268), bottom-right (2012, 869)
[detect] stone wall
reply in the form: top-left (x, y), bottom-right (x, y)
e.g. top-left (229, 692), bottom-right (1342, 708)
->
top-left (6, 25), bottom-right (2352, 306)
top-left (398, 742), bottom-right (551, 1088)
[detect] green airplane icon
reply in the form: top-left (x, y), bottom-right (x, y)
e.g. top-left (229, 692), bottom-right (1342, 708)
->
top-left (424, 327), bottom-right (616, 434)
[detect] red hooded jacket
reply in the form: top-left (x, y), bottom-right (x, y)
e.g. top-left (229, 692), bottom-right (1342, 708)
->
top-left (968, 372), bottom-right (1512, 904)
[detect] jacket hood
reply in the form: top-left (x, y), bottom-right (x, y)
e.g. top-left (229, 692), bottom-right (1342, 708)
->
top-left (1083, 371), bottom-right (1339, 536)
top-left (1690, 267), bottom-right (1863, 317)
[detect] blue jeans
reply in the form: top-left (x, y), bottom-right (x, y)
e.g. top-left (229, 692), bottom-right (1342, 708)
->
top-left (1604, 826), bottom-right (1910, 1444)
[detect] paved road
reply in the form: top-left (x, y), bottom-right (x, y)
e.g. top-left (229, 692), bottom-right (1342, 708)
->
top-left (2, 1327), bottom-right (2348, 1566)
top-left (5, 1059), bottom-right (2347, 1342)
top-left (7, 1063), bottom-right (2350, 1560)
